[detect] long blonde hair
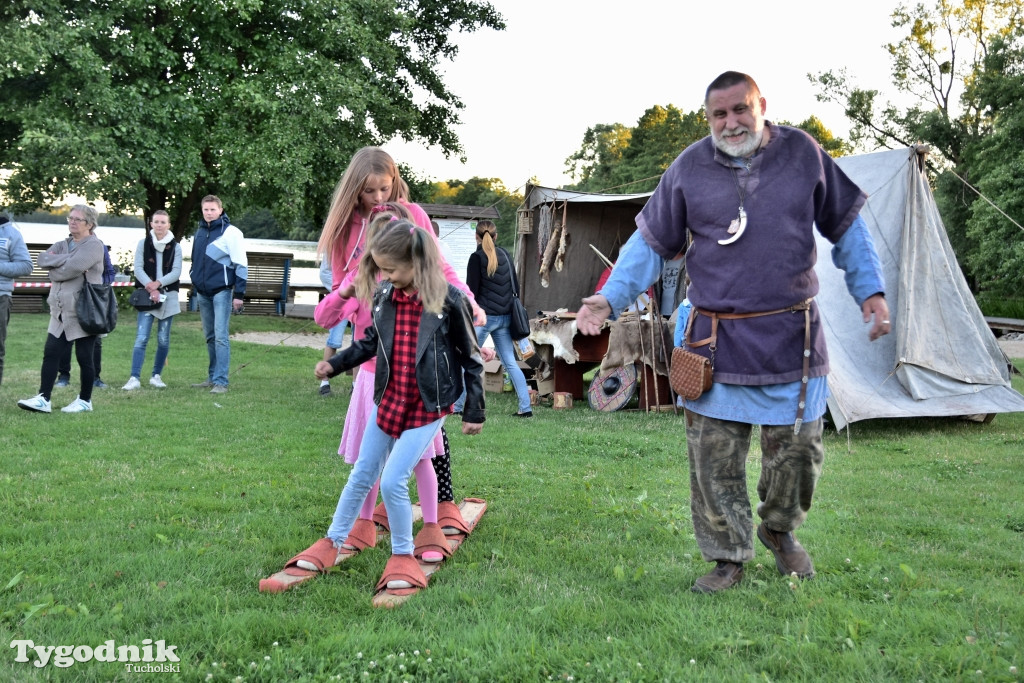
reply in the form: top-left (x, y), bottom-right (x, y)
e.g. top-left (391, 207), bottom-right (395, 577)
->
top-left (476, 220), bottom-right (498, 276)
top-left (351, 203), bottom-right (413, 302)
top-left (316, 147), bottom-right (404, 262)
top-left (356, 219), bottom-right (447, 314)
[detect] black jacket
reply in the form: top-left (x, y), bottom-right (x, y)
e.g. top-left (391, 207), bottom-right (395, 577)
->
top-left (465, 246), bottom-right (518, 316)
top-left (327, 282), bottom-right (486, 424)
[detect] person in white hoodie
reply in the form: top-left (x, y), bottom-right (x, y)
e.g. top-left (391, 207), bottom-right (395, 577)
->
top-left (188, 195), bottom-right (247, 394)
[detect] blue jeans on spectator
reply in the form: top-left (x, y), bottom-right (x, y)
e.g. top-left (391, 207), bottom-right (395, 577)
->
top-left (130, 311), bottom-right (174, 379)
top-left (196, 288), bottom-right (232, 386)
top-left (326, 318), bottom-right (349, 350)
top-left (454, 313), bottom-right (531, 414)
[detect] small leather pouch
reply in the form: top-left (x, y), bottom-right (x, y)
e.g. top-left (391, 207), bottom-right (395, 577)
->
top-left (669, 346), bottom-right (713, 400)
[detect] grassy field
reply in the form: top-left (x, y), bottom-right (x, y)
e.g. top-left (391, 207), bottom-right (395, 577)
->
top-left (1, 311), bottom-right (1022, 682)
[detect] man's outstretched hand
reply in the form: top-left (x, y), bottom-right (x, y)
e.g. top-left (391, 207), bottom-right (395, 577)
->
top-left (576, 295), bottom-right (612, 335)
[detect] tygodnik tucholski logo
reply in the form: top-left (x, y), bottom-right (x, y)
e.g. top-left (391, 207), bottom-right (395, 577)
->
top-left (10, 639), bottom-right (180, 672)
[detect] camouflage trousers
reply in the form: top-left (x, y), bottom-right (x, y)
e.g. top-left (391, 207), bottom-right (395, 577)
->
top-left (684, 410), bottom-right (824, 563)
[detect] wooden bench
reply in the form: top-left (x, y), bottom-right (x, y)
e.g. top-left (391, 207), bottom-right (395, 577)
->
top-left (187, 250), bottom-right (293, 316)
top-left (11, 243), bottom-right (53, 313)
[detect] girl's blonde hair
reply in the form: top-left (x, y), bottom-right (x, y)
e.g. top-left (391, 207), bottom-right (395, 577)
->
top-left (316, 147), bottom-right (404, 262)
top-left (356, 218), bottom-right (447, 314)
top-left (476, 219), bottom-right (498, 276)
top-left (351, 202), bottom-right (413, 302)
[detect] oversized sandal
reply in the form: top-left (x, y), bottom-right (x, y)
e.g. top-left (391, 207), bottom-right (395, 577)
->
top-left (372, 502), bottom-right (389, 532)
top-left (436, 500), bottom-right (471, 536)
top-left (374, 554), bottom-right (428, 599)
top-left (291, 538), bottom-right (343, 572)
top-left (413, 523), bottom-right (452, 563)
top-left (341, 518), bottom-right (377, 552)
top-left (258, 538), bottom-right (340, 593)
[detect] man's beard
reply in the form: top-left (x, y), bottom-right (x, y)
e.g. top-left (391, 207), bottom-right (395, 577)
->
top-left (713, 123), bottom-right (764, 157)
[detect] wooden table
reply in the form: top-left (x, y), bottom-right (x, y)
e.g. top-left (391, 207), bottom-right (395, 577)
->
top-left (534, 314), bottom-right (673, 411)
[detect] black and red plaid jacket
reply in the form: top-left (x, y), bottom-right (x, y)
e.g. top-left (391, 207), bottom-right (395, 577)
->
top-left (325, 282), bottom-right (486, 426)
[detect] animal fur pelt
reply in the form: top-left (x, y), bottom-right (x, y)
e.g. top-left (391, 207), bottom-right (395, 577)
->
top-left (554, 203), bottom-right (568, 272)
top-left (600, 314), bottom-right (672, 375)
top-left (529, 318), bottom-right (580, 363)
top-left (538, 220), bottom-right (561, 288)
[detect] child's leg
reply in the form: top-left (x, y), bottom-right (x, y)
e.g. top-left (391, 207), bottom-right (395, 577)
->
top-left (326, 408), bottom-right (392, 545)
top-left (359, 481), bottom-right (381, 520)
top-left (433, 426), bottom-right (454, 503)
top-left (379, 419), bottom-right (444, 555)
top-left (414, 459), bottom-right (438, 524)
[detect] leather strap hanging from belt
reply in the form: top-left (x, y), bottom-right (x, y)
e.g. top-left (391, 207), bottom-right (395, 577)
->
top-left (684, 300), bottom-right (813, 434)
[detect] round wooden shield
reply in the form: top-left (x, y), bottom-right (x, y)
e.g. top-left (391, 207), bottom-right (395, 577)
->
top-left (588, 364), bottom-right (639, 412)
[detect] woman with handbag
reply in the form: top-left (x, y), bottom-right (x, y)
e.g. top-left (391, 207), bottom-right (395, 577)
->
top-left (458, 220), bottom-right (533, 417)
top-left (17, 204), bottom-right (106, 414)
top-left (121, 210), bottom-right (182, 391)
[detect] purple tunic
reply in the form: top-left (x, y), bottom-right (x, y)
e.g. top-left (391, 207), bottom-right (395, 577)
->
top-left (636, 124), bottom-right (866, 385)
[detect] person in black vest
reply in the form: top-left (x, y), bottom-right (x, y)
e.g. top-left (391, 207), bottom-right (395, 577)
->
top-left (121, 210), bottom-right (182, 390)
top-left (457, 220), bottom-right (532, 417)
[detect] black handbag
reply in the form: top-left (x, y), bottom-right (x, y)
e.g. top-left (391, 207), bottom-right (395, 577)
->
top-left (502, 250), bottom-right (530, 341)
top-left (129, 287), bottom-right (162, 311)
top-left (76, 282), bottom-right (118, 334)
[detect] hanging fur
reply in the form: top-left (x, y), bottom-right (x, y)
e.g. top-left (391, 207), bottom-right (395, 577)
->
top-left (555, 202), bottom-right (569, 272)
top-left (539, 220), bottom-right (561, 288)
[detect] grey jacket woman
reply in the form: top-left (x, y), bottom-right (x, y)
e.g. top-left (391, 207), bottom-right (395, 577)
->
top-left (39, 234), bottom-right (105, 340)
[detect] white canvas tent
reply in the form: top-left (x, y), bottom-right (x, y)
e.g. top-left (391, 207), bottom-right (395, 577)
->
top-left (818, 146), bottom-right (1024, 430)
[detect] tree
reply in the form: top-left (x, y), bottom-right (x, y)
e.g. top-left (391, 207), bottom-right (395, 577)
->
top-left (563, 123), bottom-right (632, 192)
top-left (788, 116), bottom-right (854, 157)
top-left (0, 0), bottom-right (504, 238)
top-left (961, 32), bottom-right (1024, 300)
top-left (614, 105), bottom-right (707, 193)
top-left (810, 0), bottom-right (1024, 292)
top-left (427, 176), bottom-right (523, 249)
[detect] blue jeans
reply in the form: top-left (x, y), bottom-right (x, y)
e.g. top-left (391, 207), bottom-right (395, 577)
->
top-left (454, 313), bottom-right (531, 413)
top-left (325, 318), bottom-right (349, 350)
top-left (130, 312), bottom-right (174, 378)
top-left (196, 289), bottom-right (232, 386)
top-left (326, 406), bottom-right (443, 555)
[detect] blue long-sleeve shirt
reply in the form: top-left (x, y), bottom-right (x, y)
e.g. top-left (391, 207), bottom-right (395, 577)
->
top-left (602, 215), bottom-right (885, 425)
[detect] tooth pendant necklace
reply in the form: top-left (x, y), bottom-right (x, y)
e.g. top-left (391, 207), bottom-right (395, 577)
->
top-left (719, 159), bottom-right (752, 246)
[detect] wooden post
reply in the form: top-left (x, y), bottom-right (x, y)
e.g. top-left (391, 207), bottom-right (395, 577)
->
top-left (553, 392), bottom-right (573, 409)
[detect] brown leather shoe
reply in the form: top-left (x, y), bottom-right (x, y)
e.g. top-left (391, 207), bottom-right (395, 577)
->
top-left (690, 561), bottom-right (744, 593)
top-left (757, 524), bottom-right (815, 579)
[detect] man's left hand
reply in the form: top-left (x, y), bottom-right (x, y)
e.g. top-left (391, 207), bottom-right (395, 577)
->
top-left (862, 293), bottom-right (890, 341)
top-left (232, 298), bottom-right (244, 313)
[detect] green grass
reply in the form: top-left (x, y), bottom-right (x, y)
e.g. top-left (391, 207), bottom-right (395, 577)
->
top-left (1, 312), bottom-right (1022, 682)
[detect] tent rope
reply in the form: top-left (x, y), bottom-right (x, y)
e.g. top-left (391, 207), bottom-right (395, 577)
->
top-left (940, 165), bottom-right (1024, 234)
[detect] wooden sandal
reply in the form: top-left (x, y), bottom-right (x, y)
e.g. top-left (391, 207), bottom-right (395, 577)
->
top-left (374, 554), bottom-right (428, 600)
top-left (413, 522), bottom-right (452, 563)
top-left (341, 518), bottom-right (377, 552)
top-left (372, 502), bottom-right (389, 532)
top-left (436, 500), bottom-right (471, 536)
top-left (291, 538), bottom-right (342, 572)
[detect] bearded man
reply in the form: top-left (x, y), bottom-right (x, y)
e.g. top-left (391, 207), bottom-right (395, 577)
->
top-left (576, 71), bottom-right (890, 593)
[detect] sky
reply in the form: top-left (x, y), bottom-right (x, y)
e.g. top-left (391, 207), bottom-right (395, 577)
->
top-left (388, 0), bottom-right (909, 191)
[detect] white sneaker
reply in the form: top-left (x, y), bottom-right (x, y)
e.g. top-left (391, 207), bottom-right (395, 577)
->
top-left (18, 394), bottom-right (52, 413)
top-left (149, 375), bottom-right (166, 388)
top-left (61, 397), bottom-right (93, 413)
top-left (122, 376), bottom-right (141, 391)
